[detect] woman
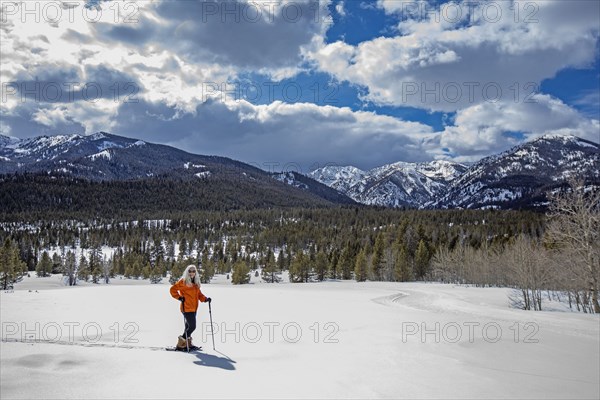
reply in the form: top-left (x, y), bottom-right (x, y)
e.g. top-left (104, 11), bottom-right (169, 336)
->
top-left (169, 264), bottom-right (211, 350)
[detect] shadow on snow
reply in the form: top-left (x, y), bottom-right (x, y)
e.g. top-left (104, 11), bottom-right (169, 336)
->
top-left (192, 350), bottom-right (236, 370)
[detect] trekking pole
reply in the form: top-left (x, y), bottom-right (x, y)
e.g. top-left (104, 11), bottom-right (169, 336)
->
top-left (209, 301), bottom-right (216, 351)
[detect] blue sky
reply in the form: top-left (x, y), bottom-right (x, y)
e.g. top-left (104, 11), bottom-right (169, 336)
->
top-left (1, 0), bottom-right (599, 172)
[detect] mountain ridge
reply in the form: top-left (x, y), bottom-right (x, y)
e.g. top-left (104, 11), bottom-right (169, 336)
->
top-left (309, 159), bottom-right (468, 208)
top-left (0, 132), bottom-right (356, 216)
top-left (309, 135), bottom-right (599, 209)
top-left (2, 132), bottom-right (598, 211)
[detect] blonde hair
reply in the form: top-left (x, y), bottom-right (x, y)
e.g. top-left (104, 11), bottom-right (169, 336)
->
top-left (180, 264), bottom-right (201, 288)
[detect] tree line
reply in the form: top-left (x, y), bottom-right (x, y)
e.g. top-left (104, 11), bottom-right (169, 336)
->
top-left (431, 182), bottom-right (599, 313)
top-left (1, 185), bottom-right (597, 313)
top-left (1, 206), bottom-right (543, 285)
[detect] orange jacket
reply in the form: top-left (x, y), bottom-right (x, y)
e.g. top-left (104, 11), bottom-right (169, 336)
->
top-left (170, 279), bottom-right (208, 313)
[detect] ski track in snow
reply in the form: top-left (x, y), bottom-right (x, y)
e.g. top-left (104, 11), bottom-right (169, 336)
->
top-left (371, 286), bottom-right (600, 343)
top-left (1, 338), bottom-right (169, 352)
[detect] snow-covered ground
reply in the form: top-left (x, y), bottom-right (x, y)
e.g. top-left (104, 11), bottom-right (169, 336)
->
top-left (1, 274), bottom-right (598, 399)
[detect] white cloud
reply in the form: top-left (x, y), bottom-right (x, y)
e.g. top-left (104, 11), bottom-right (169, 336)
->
top-left (31, 106), bottom-right (72, 128)
top-left (336, 1), bottom-right (346, 17)
top-left (429, 94), bottom-right (600, 161)
top-left (28, 98), bottom-right (120, 134)
top-left (0, 120), bottom-right (11, 136)
top-left (309, 0), bottom-right (600, 112)
top-left (112, 98), bottom-right (434, 171)
top-left (0, 0), bottom-right (333, 131)
top-left (1, 0), bottom-right (598, 170)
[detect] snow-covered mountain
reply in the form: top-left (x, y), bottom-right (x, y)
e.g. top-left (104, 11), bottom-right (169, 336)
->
top-left (309, 160), bottom-right (467, 208)
top-left (2, 133), bottom-right (597, 210)
top-left (0, 132), bottom-right (354, 208)
top-left (310, 135), bottom-right (599, 209)
top-left (308, 166), bottom-right (367, 194)
top-left (432, 135), bottom-right (600, 209)
top-left (0, 132), bottom-right (151, 178)
top-left (271, 171), bottom-right (356, 204)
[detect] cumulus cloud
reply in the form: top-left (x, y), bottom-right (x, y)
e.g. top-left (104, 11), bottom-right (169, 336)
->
top-left (110, 98), bottom-right (434, 171)
top-left (0, 0), bottom-right (333, 132)
top-left (0, 0), bottom-right (598, 171)
top-left (309, 0), bottom-right (600, 112)
top-left (428, 94), bottom-right (600, 162)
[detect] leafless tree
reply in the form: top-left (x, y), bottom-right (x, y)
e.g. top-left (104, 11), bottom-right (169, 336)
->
top-left (505, 235), bottom-right (554, 311)
top-left (546, 181), bottom-right (600, 313)
top-left (430, 242), bottom-right (502, 287)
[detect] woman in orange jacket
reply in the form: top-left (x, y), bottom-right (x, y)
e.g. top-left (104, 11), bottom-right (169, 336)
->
top-left (170, 264), bottom-right (211, 350)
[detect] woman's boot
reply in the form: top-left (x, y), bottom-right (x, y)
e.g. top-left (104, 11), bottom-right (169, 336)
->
top-left (176, 335), bottom-right (187, 349)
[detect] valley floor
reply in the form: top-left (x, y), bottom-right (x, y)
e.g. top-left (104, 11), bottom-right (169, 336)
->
top-left (1, 275), bottom-right (598, 399)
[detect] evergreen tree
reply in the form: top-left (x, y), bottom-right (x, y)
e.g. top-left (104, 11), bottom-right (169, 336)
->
top-left (142, 261), bottom-right (152, 280)
top-left (314, 249), bottom-right (328, 281)
top-left (103, 254), bottom-right (115, 283)
top-left (147, 261), bottom-right (163, 284)
top-left (289, 251), bottom-right (304, 283)
top-left (328, 249), bottom-right (339, 279)
top-left (394, 244), bottom-right (413, 282)
top-left (170, 259), bottom-right (186, 284)
top-left (91, 260), bottom-right (102, 284)
top-left (89, 243), bottom-right (103, 283)
top-left (113, 249), bottom-right (125, 275)
top-left (231, 260), bottom-right (251, 284)
top-left (290, 251), bottom-right (311, 283)
top-left (217, 259), bottom-right (227, 275)
top-left (51, 253), bottom-right (62, 274)
top-left (150, 238), bottom-right (165, 267)
top-left (199, 252), bottom-right (214, 284)
top-left (78, 254), bottom-right (89, 282)
top-left (178, 238), bottom-right (188, 259)
top-left (131, 257), bottom-right (143, 279)
top-left (63, 250), bottom-right (77, 286)
top-left (36, 251), bottom-right (52, 277)
top-left (278, 249), bottom-right (286, 271)
top-left (414, 239), bottom-right (431, 279)
top-left (285, 247), bottom-right (293, 271)
top-left (354, 249), bottom-right (368, 282)
top-left (337, 244), bottom-right (355, 280)
top-left (0, 239), bottom-right (18, 290)
top-left (371, 232), bottom-right (385, 280)
top-left (261, 248), bottom-right (281, 283)
top-left (165, 240), bottom-right (175, 261)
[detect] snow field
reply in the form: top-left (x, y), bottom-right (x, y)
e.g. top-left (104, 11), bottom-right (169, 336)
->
top-left (1, 276), bottom-right (598, 399)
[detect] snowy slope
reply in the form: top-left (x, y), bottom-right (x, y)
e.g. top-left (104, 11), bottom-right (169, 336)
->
top-left (0, 132), bottom-right (138, 177)
top-left (434, 135), bottom-right (600, 209)
top-left (310, 135), bottom-right (599, 209)
top-left (310, 161), bottom-right (467, 208)
top-left (0, 132), bottom-right (355, 208)
top-left (270, 171), bottom-right (356, 205)
top-left (1, 276), bottom-right (598, 399)
top-left (307, 165), bottom-right (367, 193)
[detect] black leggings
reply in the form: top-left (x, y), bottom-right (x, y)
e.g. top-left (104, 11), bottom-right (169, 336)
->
top-left (182, 312), bottom-right (197, 338)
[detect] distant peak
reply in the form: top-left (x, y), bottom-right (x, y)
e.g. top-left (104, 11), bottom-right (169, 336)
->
top-left (0, 134), bottom-right (20, 148)
top-left (89, 132), bottom-right (109, 141)
top-left (538, 133), bottom-right (578, 140)
top-left (532, 134), bottom-right (598, 148)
